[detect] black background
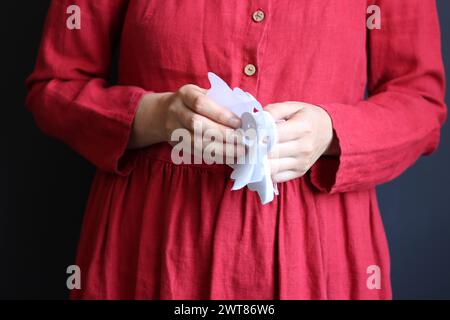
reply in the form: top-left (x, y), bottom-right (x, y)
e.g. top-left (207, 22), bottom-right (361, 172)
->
top-left (3, 1), bottom-right (450, 299)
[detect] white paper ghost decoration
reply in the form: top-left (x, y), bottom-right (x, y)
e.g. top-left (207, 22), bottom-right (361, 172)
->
top-left (206, 72), bottom-right (278, 204)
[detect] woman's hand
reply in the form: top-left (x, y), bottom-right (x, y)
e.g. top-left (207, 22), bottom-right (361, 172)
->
top-left (129, 84), bottom-right (245, 162)
top-left (265, 102), bottom-right (338, 183)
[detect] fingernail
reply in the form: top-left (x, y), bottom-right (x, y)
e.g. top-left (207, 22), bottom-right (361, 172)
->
top-left (229, 117), bottom-right (241, 128)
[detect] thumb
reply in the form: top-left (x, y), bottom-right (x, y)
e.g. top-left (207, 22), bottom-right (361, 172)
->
top-left (264, 101), bottom-right (304, 121)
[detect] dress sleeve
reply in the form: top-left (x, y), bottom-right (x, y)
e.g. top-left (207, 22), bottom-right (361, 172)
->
top-left (25, 0), bottom-right (149, 175)
top-left (309, 0), bottom-right (447, 193)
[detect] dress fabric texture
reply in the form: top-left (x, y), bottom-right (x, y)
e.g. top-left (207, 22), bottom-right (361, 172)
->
top-left (26, 0), bottom-right (446, 299)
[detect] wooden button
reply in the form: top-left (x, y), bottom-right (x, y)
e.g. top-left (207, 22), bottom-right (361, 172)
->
top-left (252, 10), bottom-right (265, 23)
top-left (244, 64), bottom-right (257, 76)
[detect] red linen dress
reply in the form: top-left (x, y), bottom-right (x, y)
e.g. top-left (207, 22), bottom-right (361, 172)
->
top-left (26, 0), bottom-right (446, 299)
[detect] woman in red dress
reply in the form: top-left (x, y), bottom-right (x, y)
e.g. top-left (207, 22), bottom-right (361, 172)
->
top-left (26, 0), bottom-right (446, 299)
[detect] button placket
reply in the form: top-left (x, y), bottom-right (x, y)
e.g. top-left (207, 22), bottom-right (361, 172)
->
top-left (240, 1), bottom-right (271, 91)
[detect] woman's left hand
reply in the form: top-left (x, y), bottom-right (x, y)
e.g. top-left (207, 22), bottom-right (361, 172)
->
top-left (265, 101), bottom-right (337, 183)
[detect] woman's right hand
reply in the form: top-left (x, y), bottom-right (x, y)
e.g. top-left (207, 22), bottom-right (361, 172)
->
top-left (129, 84), bottom-right (245, 162)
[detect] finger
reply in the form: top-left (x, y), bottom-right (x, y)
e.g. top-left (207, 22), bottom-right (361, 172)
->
top-left (276, 118), bottom-right (312, 143)
top-left (192, 135), bottom-right (246, 160)
top-left (179, 84), bottom-right (207, 95)
top-left (264, 102), bottom-right (305, 121)
top-left (180, 86), bottom-right (241, 128)
top-left (170, 130), bottom-right (246, 162)
top-left (206, 152), bottom-right (247, 165)
top-left (268, 140), bottom-right (301, 158)
top-left (268, 157), bottom-right (298, 175)
top-left (190, 128), bottom-right (245, 156)
top-left (198, 140), bottom-right (246, 158)
top-left (177, 106), bottom-right (243, 144)
top-left (272, 170), bottom-right (302, 183)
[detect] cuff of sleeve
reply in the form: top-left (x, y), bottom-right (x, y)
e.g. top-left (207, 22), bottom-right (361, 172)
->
top-left (308, 103), bottom-right (355, 194)
top-left (104, 89), bottom-right (149, 176)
